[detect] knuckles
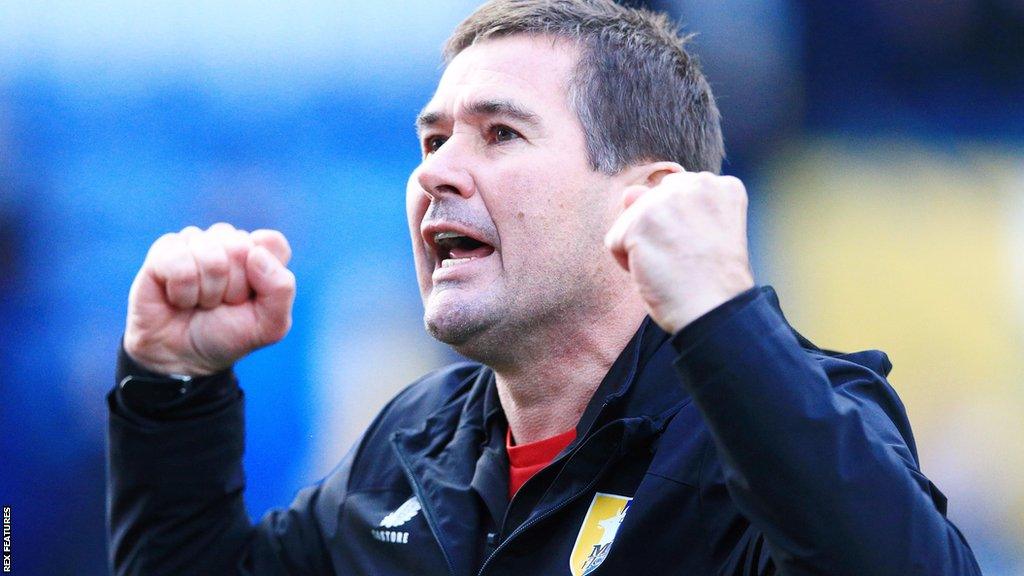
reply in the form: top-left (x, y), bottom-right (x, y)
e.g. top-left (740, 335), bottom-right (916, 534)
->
top-left (164, 262), bottom-right (198, 286)
top-left (658, 171), bottom-right (748, 211)
top-left (193, 248), bottom-right (231, 279)
top-left (139, 224), bottom-right (294, 302)
top-left (620, 172), bottom-right (750, 246)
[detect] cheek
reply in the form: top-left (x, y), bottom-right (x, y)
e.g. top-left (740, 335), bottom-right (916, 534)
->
top-left (406, 178), bottom-right (432, 286)
top-left (487, 172), bottom-right (537, 246)
top-left (494, 173), bottom-right (581, 257)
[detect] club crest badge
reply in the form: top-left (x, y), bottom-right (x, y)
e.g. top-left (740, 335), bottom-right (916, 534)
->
top-left (569, 493), bottom-right (632, 576)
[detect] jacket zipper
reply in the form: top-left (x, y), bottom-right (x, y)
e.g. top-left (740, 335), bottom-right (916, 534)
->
top-left (475, 438), bottom-right (624, 576)
top-left (392, 437), bottom-right (458, 576)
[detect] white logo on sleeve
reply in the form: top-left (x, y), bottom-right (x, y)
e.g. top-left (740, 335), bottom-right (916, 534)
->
top-left (372, 496), bottom-right (421, 544)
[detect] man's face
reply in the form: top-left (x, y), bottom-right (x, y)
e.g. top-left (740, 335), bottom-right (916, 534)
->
top-left (407, 35), bottom-right (623, 358)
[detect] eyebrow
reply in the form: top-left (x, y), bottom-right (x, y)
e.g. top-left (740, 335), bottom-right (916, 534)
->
top-left (415, 98), bottom-right (542, 135)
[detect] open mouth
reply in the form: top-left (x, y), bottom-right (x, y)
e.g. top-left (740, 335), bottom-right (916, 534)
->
top-left (433, 231), bottom-right (495, 268)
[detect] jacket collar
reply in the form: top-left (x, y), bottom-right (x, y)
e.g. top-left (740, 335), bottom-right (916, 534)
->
top-left (476, 316), bottom-right (689, 445)
top-left (391, 367), bottom-right (494, 576)
top-left (575, 316), bottom-right (689, 436)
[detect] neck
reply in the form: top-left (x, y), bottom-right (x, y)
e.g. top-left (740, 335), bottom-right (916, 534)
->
top-left (494, 298), bottom-right (646, 445)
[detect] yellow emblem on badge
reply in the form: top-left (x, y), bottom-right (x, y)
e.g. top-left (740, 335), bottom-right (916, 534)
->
top-left (569, 493), bottom-right (633, 576)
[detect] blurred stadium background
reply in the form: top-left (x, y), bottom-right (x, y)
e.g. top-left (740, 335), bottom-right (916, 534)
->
top-left (0, 0), bottom-right (1021, 573)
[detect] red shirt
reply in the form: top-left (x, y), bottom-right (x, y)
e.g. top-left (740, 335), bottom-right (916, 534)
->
top-left (506, 427), bottom-right (577, 498)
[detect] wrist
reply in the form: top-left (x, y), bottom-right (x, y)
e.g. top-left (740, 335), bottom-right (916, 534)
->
top-left (660, 276), bottom-right (755, 334)
top-left (115, 342), bottom-right (239, 419)
top-left (123, 333), bottom-right (223, 377)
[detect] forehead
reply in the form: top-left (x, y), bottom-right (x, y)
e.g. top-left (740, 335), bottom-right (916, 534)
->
top-left (423, 35), bottom-right (578, 123)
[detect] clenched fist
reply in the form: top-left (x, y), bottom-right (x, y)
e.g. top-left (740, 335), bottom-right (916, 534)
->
top-left (605, 170), bottom-right (754, 335)
top-left (123, 223), bottom-right (296, 376)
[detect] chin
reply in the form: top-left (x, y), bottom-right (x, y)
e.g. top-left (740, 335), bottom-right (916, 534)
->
top-left (423, 296), bottom-right (487, 346)
top-left (422, 295), bottom-right (511, 363)
top-left (424, 315), bottom-right (475, 347)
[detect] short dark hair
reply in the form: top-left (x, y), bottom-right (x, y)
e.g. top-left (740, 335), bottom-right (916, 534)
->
top-left (444, 0), bottom-right (724, 174)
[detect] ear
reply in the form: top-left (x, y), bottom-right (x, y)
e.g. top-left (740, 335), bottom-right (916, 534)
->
top-left (621, 161), bottom-right (686, 188)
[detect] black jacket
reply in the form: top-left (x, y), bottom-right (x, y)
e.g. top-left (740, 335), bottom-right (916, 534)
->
top-left (107, 287), bottom-right (981, 575)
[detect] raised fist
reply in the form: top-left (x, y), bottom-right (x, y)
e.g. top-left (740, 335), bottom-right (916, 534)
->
top-left (605, 170), bottom-right (754, 335)
top-left (123, 222), bottom-right (296, 376)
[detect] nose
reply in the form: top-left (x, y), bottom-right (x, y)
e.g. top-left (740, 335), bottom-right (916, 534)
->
top-left (416, 138), bottom-right (475, 200)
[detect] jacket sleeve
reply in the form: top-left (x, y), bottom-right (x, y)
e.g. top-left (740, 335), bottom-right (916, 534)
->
top-left (672, 288), bottom-right (981, 576)
top-left (107, 359), bottom-right (353, 575)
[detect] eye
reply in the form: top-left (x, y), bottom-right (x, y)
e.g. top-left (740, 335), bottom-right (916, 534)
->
top-left (424, 135), bottom-right (448, 154)
top-left (490, 125), bottom-right (521, 143)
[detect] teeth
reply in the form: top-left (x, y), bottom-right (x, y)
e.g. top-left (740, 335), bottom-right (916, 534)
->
top-left (435, 231), bottom-right (465, 243)
top-left (441, 257), bottom-right (475, 268)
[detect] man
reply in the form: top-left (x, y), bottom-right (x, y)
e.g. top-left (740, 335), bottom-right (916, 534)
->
top-left (107, 1), bottom-right (982, 574)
